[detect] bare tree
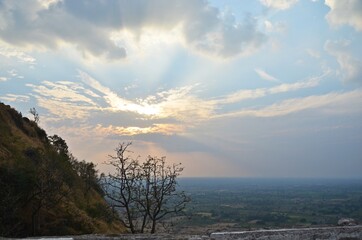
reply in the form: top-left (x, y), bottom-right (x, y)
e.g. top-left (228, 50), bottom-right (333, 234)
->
top-left (141, 156), bottom-right (189, 233)
top-left (102, 143), bottom-right (140, 233)
top-left (102, 143), bottom-right (190, 234)
top-left (29, 107), bottom-right (39, 123)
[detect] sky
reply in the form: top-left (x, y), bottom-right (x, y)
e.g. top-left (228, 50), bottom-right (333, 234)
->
top-left (0, 0), bottom-right (361, 178)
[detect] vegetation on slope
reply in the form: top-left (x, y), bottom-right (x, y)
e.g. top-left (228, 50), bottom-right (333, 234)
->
top-left (0, 102), bottom-right (125, 237)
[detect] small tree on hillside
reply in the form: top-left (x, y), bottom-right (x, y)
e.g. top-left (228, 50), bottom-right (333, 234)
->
top-left (28, 156), bottom-right (68, 235)
top-left (48, 135), bottom-right (69, 155)
top-left (102, 143), bottom-right (189, 233)
top-left (29, 107), bottom-right (39, 123)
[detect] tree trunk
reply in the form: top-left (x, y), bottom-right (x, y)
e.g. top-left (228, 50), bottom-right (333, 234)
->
top-left (31, 211), bottom-right (37, 236)
top-left (140, 214), bottom-right (147, 233)
top-left (151, 219), bottom-right (156, 234)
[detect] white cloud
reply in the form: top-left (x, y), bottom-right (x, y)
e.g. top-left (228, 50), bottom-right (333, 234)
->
top-left (27, 68), bottom-right (333, 130)
top-left (325, 0), bottom-right (362, 31)
top-left (255, 68), bottom-right (279, 82)
top-left (124, 83), bottom-right (138, 93)
top-left (28, 80), bottom-right (98, 106)
top-left (0, 44), bottom-right (36, 64)
top-left (0, 94), bottom-right (30, 102)
top-left (264, 20), bottom-right (274, 32)
top-left (218, 89), bottom-right (362, 118)
top-left (42, 123), bottom-right (185, 140)
top-left (264, 20), bottom-right (286, 33)
top-left (79, 70), bottom-right (214, 122)
top-left (26, 80), bottom-right (100, 119)
top-left (5, 69), bottom-right (24, 79)
top-left (153, 86), bottom-right (214, 121)
top-left (216, 72), bottom-right (327, 105)
top-left (325, 39), bottom-right (362, 83)
top-left (306, 49), bottom-right (320, 59)
top-left (216, 89), bottom-right (267, 105)
top-left (267, 74), bottom-right (323, 94)
top-left (38, 0), bottom-right (63, 9)
top-left (34, 96), bottom-right (96, 119)
top-left (78, 71), bottom-right (160, 115)
top-left (260, 0), bottom-right (299, 10)
top-left (0, 0), bottom-right (266, 60)
top-left (26, 70), bottom-right (212, 123)
top-left (93, 124), bottom-right (185, 136)
top-left (0, 77), bottom-right (7, 82)
top-left (27, 69), bottom-right (331, 132)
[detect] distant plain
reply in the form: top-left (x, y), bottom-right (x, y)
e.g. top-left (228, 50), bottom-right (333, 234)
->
top-left (163, 178), bottom-right (362, 234)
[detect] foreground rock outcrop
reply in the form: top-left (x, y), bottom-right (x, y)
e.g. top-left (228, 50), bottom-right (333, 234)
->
top-left (210, 225), bottom-right (362, 240)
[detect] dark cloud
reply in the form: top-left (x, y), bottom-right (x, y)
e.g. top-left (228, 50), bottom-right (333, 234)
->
top-left (0, 0), bottom-right (266, 60)
top-left (0, 0), bottom-right (126, 59)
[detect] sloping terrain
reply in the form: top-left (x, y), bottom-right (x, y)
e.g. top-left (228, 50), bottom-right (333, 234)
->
top-left (0, 102), bottom-right (125, 237)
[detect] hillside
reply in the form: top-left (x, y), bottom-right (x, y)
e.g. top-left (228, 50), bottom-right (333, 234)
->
top-left (0, 102), bottom-right (125, 237)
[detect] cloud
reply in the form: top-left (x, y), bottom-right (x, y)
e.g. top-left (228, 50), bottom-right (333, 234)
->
top-left (255, 68), bottom-right (279, 82)
top-left (0, 44), bottom-right (36, 64)
top-left (28, 68), bottom-right (331, 128)
top-left (151, 86), bottom-right (215, 121)
top-left (218, 89), bottom-right (362, 118)
top-left (124, 84), bottom-right (138, 93)
top-left (3, 69), bottom-right (24, 79)
top-left (79, 71), bottom-right (214, 121)
top-left (43, 123), bottom-right (185, 140)
top-left (78, 70), bottom-right (161, 115)
top-left (28, 80), bottom-right (98, 106)
top-left (325, 39), bottom-right (362, 83)
top-left (26, 80), bottom-right (100, 119)
top-left (0, 0), bottom-right (126, 60)
top-left (184, 13), bottom-right (266, 58)
top-left (263, 20), bottom-right (286, 33)
top-left (93, 124), bottom-right (185, 136)
top-left (217, 89), bottom-right (267, 105)
top-left (306, 49), bottom-right (320, 59)
top-left (38, 0), bottom-right (63, 9)
top-left (325, 0), bottom-right (362, 31)
top-left (260, 0), bottom-right (299, 10)
top-left (27, 70), bottom-right (330, 135)
top-left (216, 72), bottom-right (326, 104)
top-left (267, 74), bottom-right (323, 94)
top-left (25, 70), bottom-right (212, 124)
top-left (34, 97), bottom-right (97, 119)
top-left (0, 0), bottom-right (266, 60)
top-left (0, 77), bottom-right (7, 82)
top-left (0, 94), bottom-right (30, 102)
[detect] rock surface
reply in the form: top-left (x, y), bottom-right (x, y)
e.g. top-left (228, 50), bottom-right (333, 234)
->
top-left (338, 218), bottom-right (358, 226)
top-left (210, 225), bottom-right (362, 240)
top-left (20, 225), bottom-right (362, 240)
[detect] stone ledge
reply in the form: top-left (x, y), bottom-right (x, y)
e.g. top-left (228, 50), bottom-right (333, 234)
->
top-left (19, 225), bottom-right (362, 240)
top-left (210, 225), bottom-right (362, 240)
